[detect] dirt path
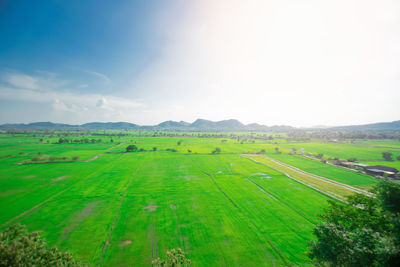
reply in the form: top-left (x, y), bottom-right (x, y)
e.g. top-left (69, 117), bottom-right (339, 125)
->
top-left (15, 143), bottom-right (123, 165)
top-left (85, 143), bottom-right (123, 162)
top-left (242, 154), bottom-right (375, 200)
top-left (84, 153), bottom-right (104, 162)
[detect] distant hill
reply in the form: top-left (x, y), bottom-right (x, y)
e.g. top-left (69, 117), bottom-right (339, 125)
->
top-left (330, 120), bottom-right (400, 131)
top-left (0, 122), bottom-right (77, 130)
top-left (0, 119), bottom-right (398, 132)
top-left (81, 122), bottom-right (139, 129)
top-left (190, 119), bottom-right (246, 130)
top-left (157, 120), bottom-right (190, 128)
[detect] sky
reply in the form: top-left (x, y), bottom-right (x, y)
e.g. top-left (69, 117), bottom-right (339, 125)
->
top-left (0, 0), bottom-right (399, 127)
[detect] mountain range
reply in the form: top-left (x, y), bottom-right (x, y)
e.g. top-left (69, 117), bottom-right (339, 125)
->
top-left (0, 119), bottom-right (399, 131)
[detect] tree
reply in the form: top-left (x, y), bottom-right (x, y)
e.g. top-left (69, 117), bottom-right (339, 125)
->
top-left (153, 147), bottom-right (157, 151)
top-left (126, 145), bottom-right (138, 152)
top-left (376, 181), bottom-right (400, 213)
top-left (212, 147), bottom-right (221, 154)
top-left (0, 224), bottom-right (83, 266)
top-left (177, 141), bottom-right (182, 146)
top-left (275, 147), bottom-right (281, 154)
top-left (152, 248), bottom-right (191, 267)
top-left (308, 181), bottom-right (400, 266)
top-left (397, 155), bottom-right (400, 161)
top-left (382, 152), bottom-right (393, 161)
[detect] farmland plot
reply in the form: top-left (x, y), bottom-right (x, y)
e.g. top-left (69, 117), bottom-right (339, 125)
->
top-left (0, 149), bottom-right (332, 266)
top-left (1, 135), bottom-right (388, 266)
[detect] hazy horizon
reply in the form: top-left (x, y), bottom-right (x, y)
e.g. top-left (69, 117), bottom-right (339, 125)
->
top-left (1, 0), bottom-right (399, 127)
top-left (2, 117), bottom-right (399, 129)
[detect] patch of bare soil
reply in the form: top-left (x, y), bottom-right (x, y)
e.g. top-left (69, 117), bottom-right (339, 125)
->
top-left (169, 204), bottom-right (177, 210)
top-left (85, 153), bottom-right (104, 162)
top-left (144, 204), bottom-right (158, 212)
top-left (53, 175), bottom-right (70, 182)
top-left (73, 201), bottom-right (99, 221)
top-left (120, 240), bottom-right (132, 247)
top-left (61, 201), bottom-right (100, 241)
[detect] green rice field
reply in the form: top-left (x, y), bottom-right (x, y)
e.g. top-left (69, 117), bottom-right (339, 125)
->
top-left (0, 132), bottom-right (397, 266)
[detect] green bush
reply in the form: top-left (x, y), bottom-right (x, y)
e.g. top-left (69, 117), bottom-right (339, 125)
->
top-left (152, 248), bottom-right (191, 267)
top-left (126, 145), bottom-right (138, 152)
top-left (308, 181), bottom-right (400, 266)
top-left (212, 147), bottom-right (221, 154)
top-left (0, 224), bottom-right (84, 266)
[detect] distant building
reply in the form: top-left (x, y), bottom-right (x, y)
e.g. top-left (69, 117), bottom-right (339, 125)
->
top-left (336, 160), bottom-right (355, 168)
top-left (364, 165), bottom-right (399, 178)
top-left (353, 163), bottom-right (368, 168)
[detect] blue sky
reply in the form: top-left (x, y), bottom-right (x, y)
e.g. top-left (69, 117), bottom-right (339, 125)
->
top-left (0, 0), bottom-right (170, 95)
top-left (1, 0), bottom-right (399, 126)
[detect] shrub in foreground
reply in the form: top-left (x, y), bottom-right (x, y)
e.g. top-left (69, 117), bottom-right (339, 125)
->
top-left (152, 248), bottom-right (191, 267)
top-left (308, 181), bottom-right (400, 266)
top-left (0, 224), bottom-right (83, 267)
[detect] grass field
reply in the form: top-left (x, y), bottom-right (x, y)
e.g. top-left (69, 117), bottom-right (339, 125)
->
top-left (266, 154), bottom-right (378, 190)
top-left (277, 141), bottom-right (400, 161)
top-left (244, 155), bottom-right (374, 201)
top-left (1, 133), bottom-right (397, 266)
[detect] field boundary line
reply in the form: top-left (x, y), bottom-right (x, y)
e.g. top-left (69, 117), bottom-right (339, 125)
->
top-left (1, 186), bottom-right (73, 228)
top-left (228, 155), bottom-right (317, 224)
top-left (199, 170), bottom-right (282, 266)
top-left (241, 155), bottom-right (346, 203)
top-left (267, 155), bottom-right (374, 196)
top-left (1, 153), bottom-right (125, 228)
top-left (192, 162), bottom-right (289, 267)
top-left (85, 143), bottom-right (123, 162)
top-left (14, 143), bottom-right (123, 165)
top-left (245, 178), bottom-right (317, 225)
top-left (98, 155), bottom-right (145, 266)
top-left (243, 154), bottom-right (374, 198)
top-left (301, 154), bottom-right (362, 174)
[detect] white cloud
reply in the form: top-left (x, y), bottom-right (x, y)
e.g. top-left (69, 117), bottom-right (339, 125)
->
top-left (0, 71), bottom-right (145, 123)
top-left (128, 0), bottom-right (400, 126)
top-left (0, 86), bottom-right (144, 110)
top-left (3, 73), bottom-right (39, 90)
top-left (1, 71), bottom-right (68, 91)
top-left (84, 70), bottom-right (112, 83)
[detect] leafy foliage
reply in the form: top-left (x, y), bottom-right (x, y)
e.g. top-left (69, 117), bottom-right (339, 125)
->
top-left (0, 224), bottom-right (83, 267)
top-left (382, 152), bottom-right (393, 161)
top-left (152, 248), bottom-right (191, 267)
top-left (308, 182), bottom-right (400, 266)
top-left (212, 147), bottom-right (221, 154)
top-left (126, 144), bottom-right (138, 152)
